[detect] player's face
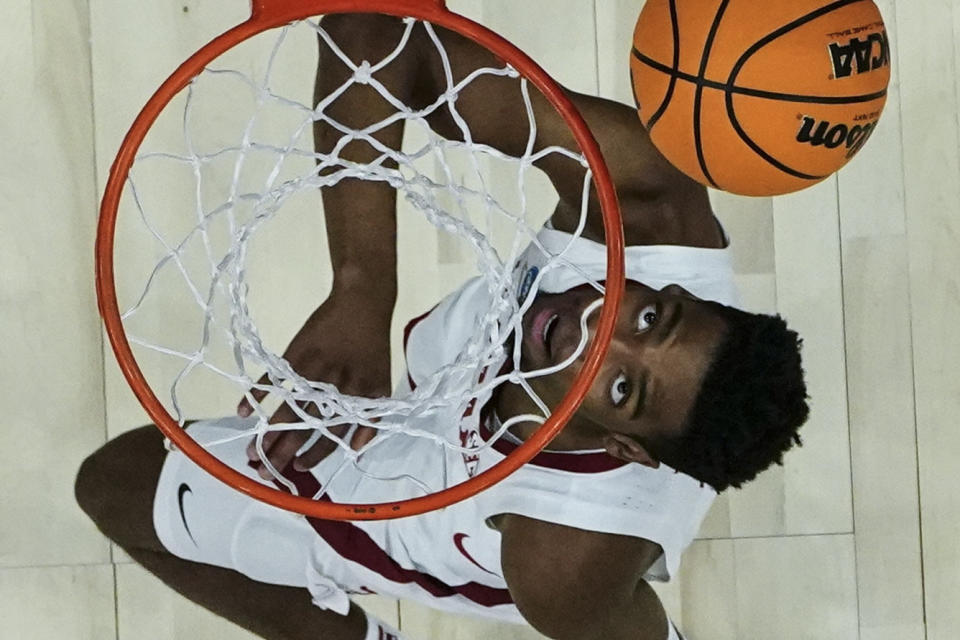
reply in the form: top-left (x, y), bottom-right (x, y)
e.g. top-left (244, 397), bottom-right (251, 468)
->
top-left (517, 282), bottom-right (728, 456)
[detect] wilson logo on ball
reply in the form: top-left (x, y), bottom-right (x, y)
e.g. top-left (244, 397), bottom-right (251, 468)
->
top-left (828, 30), bottom-right (890, 79)
top-left (796, 116), bottom-right (878, 158)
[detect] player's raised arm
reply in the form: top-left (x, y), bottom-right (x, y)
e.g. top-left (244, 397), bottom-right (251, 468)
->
top-left (342, 14), bottom-right (718, 247)
top-left (312, 15), bottom-right (427, 307)
top-left (313, 14), bottom-right (718, 267)
top-left (241, 15), bottom-right (421, 474)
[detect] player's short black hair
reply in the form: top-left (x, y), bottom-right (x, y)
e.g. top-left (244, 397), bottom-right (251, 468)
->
top-left (653, 303), bottom-right (809, 493)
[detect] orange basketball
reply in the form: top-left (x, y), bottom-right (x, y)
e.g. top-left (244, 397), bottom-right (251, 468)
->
top-left (630, 0), bottom-right (891, 196)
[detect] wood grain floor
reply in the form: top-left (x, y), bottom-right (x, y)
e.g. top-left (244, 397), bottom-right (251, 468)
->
top-left (1, 1), bottom-right (957, 638)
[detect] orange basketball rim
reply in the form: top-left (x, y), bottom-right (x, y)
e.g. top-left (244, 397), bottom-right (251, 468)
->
top-left (95, 0), bottom-right (625, 520)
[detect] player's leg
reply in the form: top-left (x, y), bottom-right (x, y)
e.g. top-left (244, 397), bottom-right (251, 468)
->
top-left (74, 425), bottom-right (370, 640)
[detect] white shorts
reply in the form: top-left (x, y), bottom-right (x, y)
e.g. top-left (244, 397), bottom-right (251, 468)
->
top-left (154, 418), bottom-right (367, 614)
top-left (154, 419), bottom-right (681, 634)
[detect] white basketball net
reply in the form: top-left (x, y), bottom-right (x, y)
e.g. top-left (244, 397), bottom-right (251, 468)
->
top-left (116, 16), bottom-right (606, 499)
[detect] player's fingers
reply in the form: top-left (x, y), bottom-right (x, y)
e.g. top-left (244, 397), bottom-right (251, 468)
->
top-left (268, 396), bottom-right (309, 426)
top-left (350, 425), bottom-right (379, 450)
top-left (292, 422), bottom-right (368, 471)
top-left (246, 396), bottom-right (309, 462)
top-left (291, 437), bottom-right (340, 472)
top-left (358, 371), bottom-right (392, 399)
top-left (237, 373), bottom-right (272, 417)
top-left (256, 430), bottom-right (311, 481)
top-left (246, 429), bottom-right (283, 462)
top-left (248, 384), bottom-right (329, 464)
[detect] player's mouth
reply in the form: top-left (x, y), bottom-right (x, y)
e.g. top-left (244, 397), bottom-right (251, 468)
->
top-left (529, 307), bottom-right (560, 356)
top-left (521, 288), bottom-right (597, 367)
top-left (521, 297), bottom-right (556, 366)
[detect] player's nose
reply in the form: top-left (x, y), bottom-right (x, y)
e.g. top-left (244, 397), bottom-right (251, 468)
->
top-left (661, 283), bottom-right (699, 300)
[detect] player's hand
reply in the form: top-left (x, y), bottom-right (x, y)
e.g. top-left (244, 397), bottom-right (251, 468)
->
top-left (238, 288), bottom-right (391, 479)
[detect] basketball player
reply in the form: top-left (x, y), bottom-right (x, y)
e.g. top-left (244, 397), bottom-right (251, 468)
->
top-left (76, 15), bottom-right (808, 640)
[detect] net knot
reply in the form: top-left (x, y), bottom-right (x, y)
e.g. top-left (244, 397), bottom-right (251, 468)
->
top-left (354, 61), bottom-right (374, 85)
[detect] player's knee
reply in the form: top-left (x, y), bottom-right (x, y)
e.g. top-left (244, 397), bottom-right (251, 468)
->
top-left (74, 426), bottom-right (166, 539)
top-left (75, 442), bottom-right (116, 524)
top-left (75, 451), bottom-right (96, 515)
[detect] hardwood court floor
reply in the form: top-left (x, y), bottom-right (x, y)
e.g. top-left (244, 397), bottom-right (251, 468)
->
top-left (1, 1), bottom-right (956, 638)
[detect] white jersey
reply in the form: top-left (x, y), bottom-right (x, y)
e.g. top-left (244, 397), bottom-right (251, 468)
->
top-left (156, 226), bottom-right (740, 626)
top-left (296, 227), bottom-right (741, 622)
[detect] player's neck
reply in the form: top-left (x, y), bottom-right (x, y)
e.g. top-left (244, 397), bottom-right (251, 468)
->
top-left (492, 385), bottom-right (608, 451)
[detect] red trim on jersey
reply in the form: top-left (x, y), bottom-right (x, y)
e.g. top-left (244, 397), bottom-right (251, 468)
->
top-left (257, 461), bottom-right (514, 609)
top-left (479, 410), bottom-right (628, 474)
top-left (402, 305), bottom-right (438, 391)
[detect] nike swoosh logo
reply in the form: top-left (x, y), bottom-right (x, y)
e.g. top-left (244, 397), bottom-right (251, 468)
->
top-left (453, 533), bottom-right (497, 576)
top-left (177, 483), bottom-right (198, 545)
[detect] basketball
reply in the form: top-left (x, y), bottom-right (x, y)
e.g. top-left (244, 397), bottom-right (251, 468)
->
top-left (630, 0), bottom-right (891, 197)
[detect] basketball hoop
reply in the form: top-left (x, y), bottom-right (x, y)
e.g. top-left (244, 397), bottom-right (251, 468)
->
top-left (96, 0), bottom-right (624, 520)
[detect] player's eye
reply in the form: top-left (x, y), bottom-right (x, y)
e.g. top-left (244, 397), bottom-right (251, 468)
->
top-left (610, 372), bottom-right (630, 406)
top-left (638, 303), bottom-right (659, 331)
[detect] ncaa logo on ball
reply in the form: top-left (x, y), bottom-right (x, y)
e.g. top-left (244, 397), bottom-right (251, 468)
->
top-left (827, 27), bottom-right (890, 79)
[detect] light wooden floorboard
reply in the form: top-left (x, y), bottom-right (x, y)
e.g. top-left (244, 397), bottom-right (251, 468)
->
top-left (896, 0), bottom-right (960, 638)
top-left (0, 0), bottom-right (109, 569)
top-left (0, 565), bottom-right (116, 640)
top-left (842, 236), bottom-right (924, 640)
top-left (732, 535), bottom-right (860, 640)
top-left (757, 177), bottom-right (854, 537)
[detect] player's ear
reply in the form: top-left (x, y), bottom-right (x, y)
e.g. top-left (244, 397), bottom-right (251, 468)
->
top-left (603, 432), bottom-right (660, 469)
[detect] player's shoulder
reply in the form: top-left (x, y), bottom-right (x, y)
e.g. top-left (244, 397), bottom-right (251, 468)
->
top-left (494, 513), bottom-right (662, 584)
top-left (495, 513), bottom-right (663, 635)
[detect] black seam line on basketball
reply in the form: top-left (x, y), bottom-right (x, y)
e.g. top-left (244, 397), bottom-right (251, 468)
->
top-left (728, 0), bottom-right (869, 89)
top-left (630, 75), bottom-right (644, 121)
top-left (632, 49), bottom-right (887, 105)
top-left (724, 91), bottom-right (825, 180)
top-left (644, 0), bottom-right (681, 132)
top-left (722, 0), bottom-right (868, 181)
top-left (693, 0), bottom-right (731, 190)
